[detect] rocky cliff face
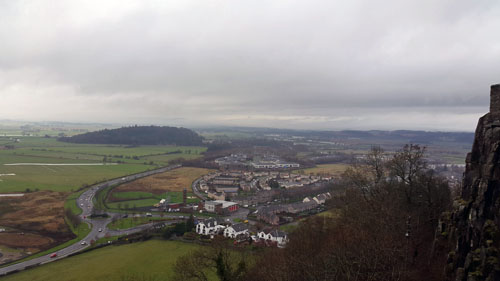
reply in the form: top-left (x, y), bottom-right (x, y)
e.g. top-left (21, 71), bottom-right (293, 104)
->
top-left (446, 84), bottom-right (500, 281)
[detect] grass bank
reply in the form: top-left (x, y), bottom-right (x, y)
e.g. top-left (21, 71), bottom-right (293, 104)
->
top-left (1, 240), bottom-right (213, 281)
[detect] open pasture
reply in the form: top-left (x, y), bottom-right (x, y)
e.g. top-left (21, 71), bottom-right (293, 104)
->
top-left (296, 163), bottom-right (349, 176)
top-left (0, 163), bottom-right (152, 193)
top-left (0, 240), bottom-right (213, 281)
top-left (0, 137), bottom-right (206, 193)
top-left (107, 191), bottom-right (199, 209)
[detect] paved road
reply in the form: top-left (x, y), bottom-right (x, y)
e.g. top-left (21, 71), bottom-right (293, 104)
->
top-left (0, 164), bottom-right (181, 276)
top-left (191, 177), bottom-right (207, 200)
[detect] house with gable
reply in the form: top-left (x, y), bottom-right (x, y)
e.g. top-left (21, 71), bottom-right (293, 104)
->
top-left (196, 218), bottom-right (224, 236)
top-left (223, 223), bottom-right (249, 239)
top-left (257, 229), bottom-right (289, 247)
top-left (312, 192), bottom-right (332, 205)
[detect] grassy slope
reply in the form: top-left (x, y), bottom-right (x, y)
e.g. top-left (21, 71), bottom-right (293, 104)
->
top-left (1, 240), bottom-right (213, 281)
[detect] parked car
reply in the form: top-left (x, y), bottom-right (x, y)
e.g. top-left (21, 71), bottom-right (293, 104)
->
top-left (50, 253), bottom-right (57, 258)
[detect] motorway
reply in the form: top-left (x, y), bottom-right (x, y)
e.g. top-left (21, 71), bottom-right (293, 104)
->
top-left (0, 165), bottom-right (181, 276)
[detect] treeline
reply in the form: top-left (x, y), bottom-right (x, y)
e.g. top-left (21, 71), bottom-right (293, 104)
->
top-left (246, 145), bottom-right (452, 281)
top-left (58, 126), bottom-right (204, 146)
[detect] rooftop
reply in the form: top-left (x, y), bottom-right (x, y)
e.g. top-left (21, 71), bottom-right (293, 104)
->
top-left (206, 200), bottom-right (238, 208)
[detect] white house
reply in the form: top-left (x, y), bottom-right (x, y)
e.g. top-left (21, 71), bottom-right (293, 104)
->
top-left (257, 229), bottom-right (288, 247)
top-left (223, 223), bottom-right (249, 239)
top-left (312, 192), bottom-right (332, 205)
top-left (196, 218), bottom-right (224, 236)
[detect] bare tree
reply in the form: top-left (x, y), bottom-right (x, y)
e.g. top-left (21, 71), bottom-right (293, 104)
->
top-left (173, 239), bottom-right (249, 281)
top-left (247, 144), bottom-right (451, 281)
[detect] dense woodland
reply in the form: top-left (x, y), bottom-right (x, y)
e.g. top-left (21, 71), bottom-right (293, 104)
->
top-left (58, 126), bottom-right (204, 146)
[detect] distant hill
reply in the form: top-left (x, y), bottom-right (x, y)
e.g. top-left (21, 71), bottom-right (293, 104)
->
top-left (58, 126), bottom-right (203, 146)
top-left (199, 127), bottom-right (475, 145)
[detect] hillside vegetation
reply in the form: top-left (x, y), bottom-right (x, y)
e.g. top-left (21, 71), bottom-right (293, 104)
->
top-left (59, 126), bottom-right (204, 146)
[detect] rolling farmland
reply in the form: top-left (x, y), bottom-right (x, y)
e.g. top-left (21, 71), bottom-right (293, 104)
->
top-left (0, 137), bottom-right (206, 193)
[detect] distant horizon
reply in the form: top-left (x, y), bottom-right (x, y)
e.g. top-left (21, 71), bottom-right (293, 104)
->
top-left (0, 118), bottom-right (478, 134)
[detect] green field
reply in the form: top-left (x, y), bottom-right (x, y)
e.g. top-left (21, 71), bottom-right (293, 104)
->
top-left (1, 240), bottom-right (214, 281)
top-left (107, 198), bottom-right (161, 209)
top-left (107, 191), bottom-right (200, 210)
top-left (0, 137), bottom-right (206, 193)
top-left (0, 163), bottom-right (152, 193)
top-left (295, 163), bottom-right (349, 176)
top-left (64, 190), bottom-right (85, 216)
top-left (107, 217), bottom-right (171, 230)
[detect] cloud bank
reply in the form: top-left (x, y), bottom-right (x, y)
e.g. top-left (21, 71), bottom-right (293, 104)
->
top-left (1, 0), bottom-right (499, 131)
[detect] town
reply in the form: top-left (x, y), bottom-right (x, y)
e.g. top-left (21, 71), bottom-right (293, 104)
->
top-left (143, 153), bottom-right (336, 247)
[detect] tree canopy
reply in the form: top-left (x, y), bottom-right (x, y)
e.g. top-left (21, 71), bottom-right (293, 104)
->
top-left (59, 126), bottom-right (204, 146)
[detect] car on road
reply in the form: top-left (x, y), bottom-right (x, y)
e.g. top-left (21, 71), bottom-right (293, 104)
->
top-left (98, 228), bottom-right (102, 232)
top-left (80, 241), bottom-right (86, 245)
top-left (50, 253), bottom-right (57, 258)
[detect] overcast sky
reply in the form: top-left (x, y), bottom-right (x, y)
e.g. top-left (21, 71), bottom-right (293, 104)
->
top-left (1, 0), bottom-right (499, 131)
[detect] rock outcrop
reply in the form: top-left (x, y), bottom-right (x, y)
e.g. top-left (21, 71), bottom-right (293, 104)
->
top-left (446, 84), bottom-right (500, 281)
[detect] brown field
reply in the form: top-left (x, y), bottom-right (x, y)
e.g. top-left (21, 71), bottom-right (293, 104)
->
top-left (0, 191), bottom-right (71, 235)
top-left (0, 232), bottom-right (54, 249)
top-left (0, 190), bottom-right (73, 262)
top-left (0, 245), bottom-right (24, 265)
top-left (114, 167), bottom-right (214, 194)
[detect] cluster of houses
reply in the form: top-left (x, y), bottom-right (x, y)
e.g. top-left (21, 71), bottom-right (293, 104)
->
top-left (214, 153), bottom-right (300, 170)
top-left (198, 170), bottom-right (332, 201)
top-left (256, 192), bottom-right (332, 225)
top-left (195, 218), bottom-right (288, 247)
top-left (214, 154), bottom-right (249, 169)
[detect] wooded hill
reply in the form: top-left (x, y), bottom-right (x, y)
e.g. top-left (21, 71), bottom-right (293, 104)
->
top-left (58, 126), bottom-right (204, 146)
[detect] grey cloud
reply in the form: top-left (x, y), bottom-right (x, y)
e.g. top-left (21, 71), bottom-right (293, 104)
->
top-left (0, 0), bottom-right (499, 130)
